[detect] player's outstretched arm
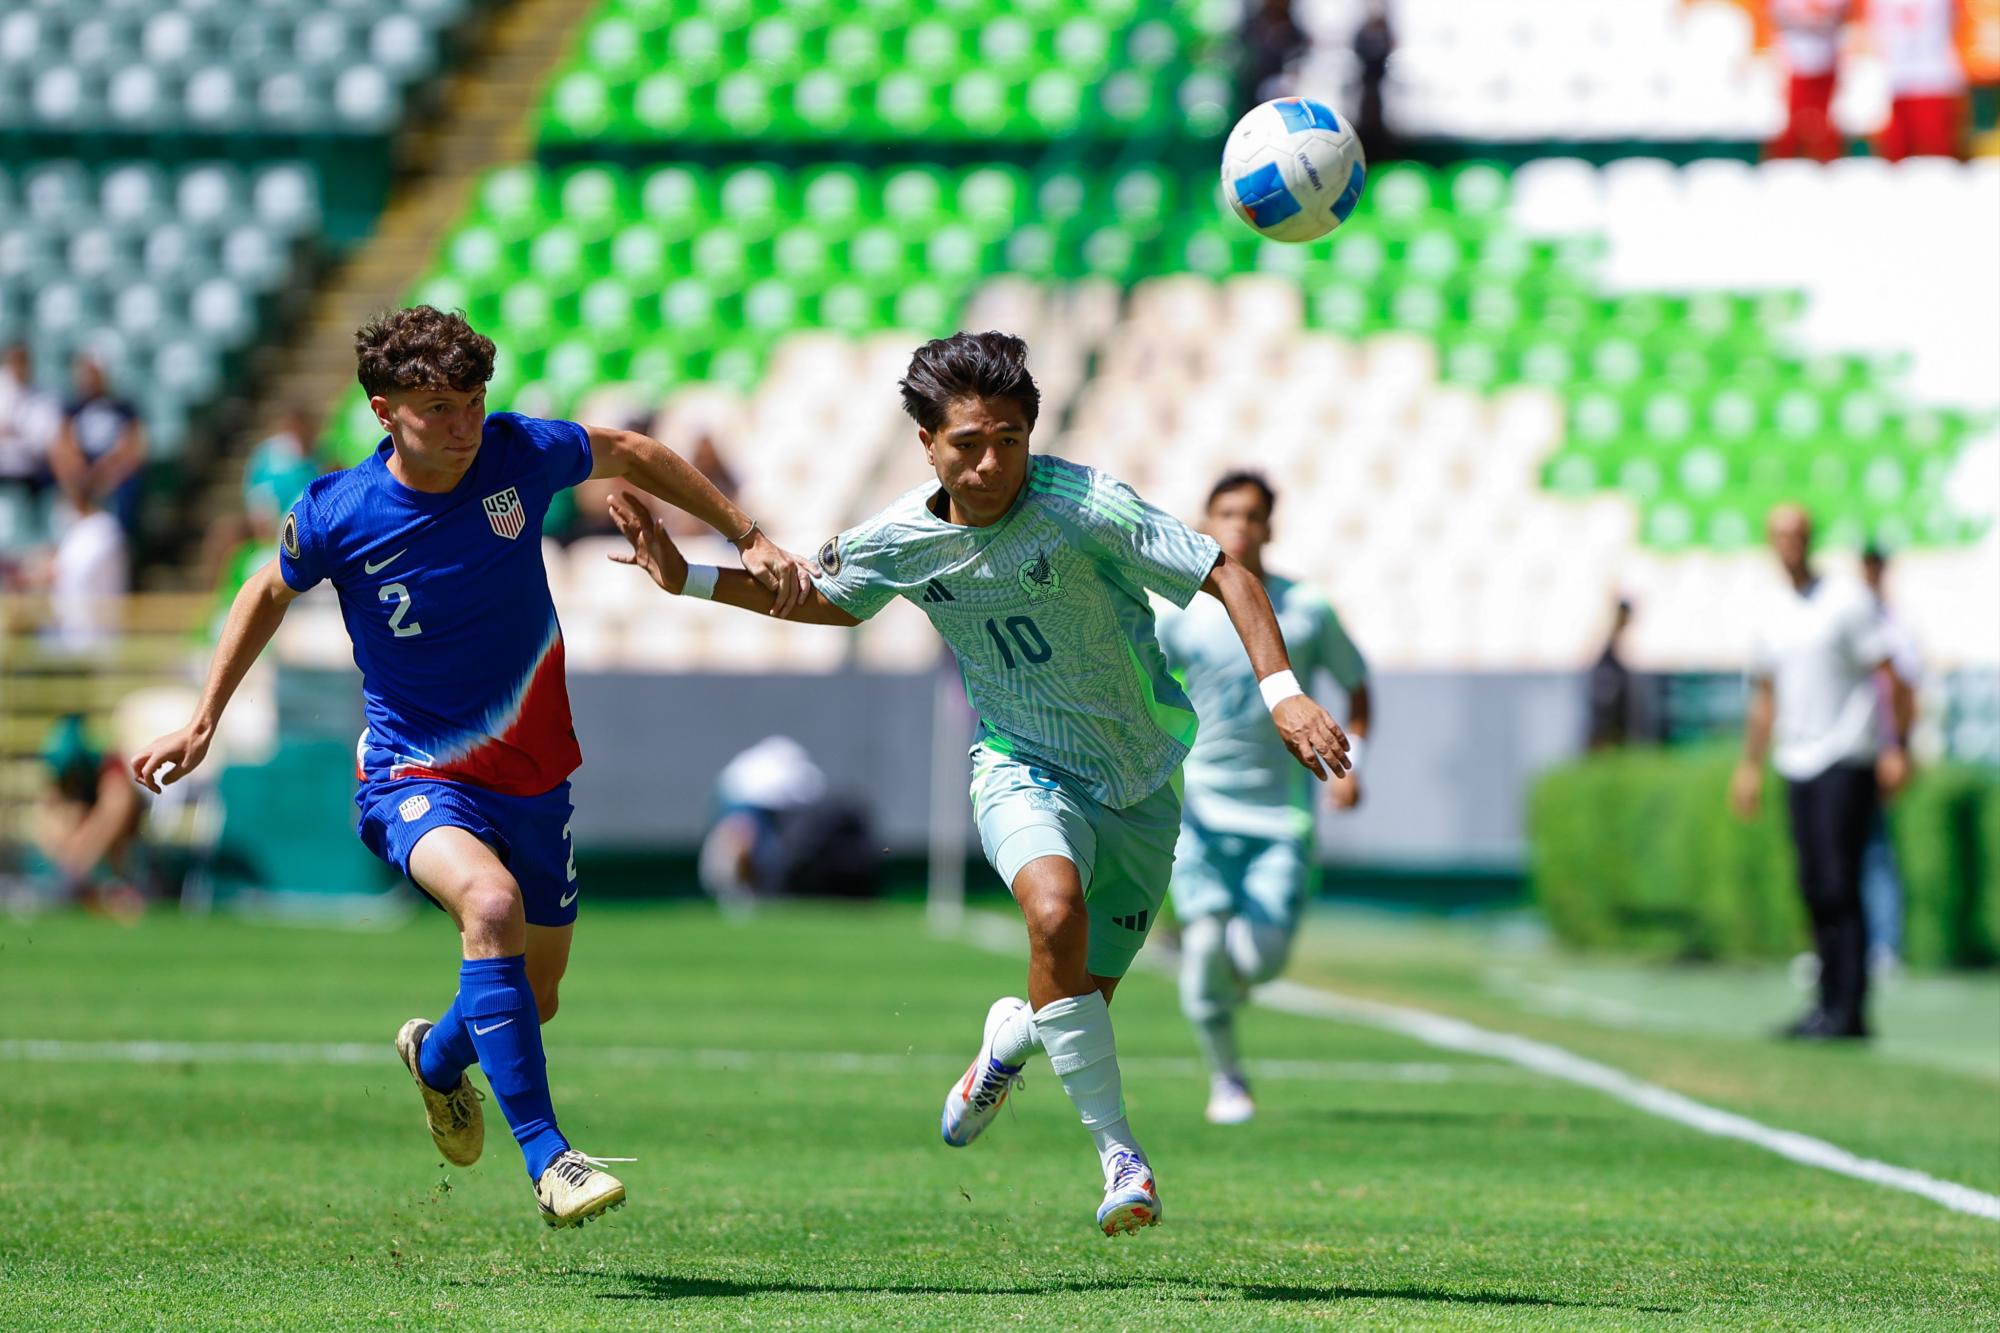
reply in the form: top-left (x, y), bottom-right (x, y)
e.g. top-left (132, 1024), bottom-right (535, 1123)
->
top-left (607, 492), bottom-right (860, 627)
top-left (586, 425), bottom-right (814, 615)
top-left (131, 561), bottom-right (302, 792)
top-left (1201, 553), bottom-right (1350, 781)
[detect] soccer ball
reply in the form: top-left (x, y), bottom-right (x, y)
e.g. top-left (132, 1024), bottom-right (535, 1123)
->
top-left (1220, 97), bottom-right (1368, 244)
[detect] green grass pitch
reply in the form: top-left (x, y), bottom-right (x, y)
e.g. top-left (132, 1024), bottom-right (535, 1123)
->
top-left (2, 901), bottom-right (1995, 1329)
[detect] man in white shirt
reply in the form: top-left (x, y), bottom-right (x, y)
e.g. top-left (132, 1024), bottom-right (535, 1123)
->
top-left (1732, 505), bottom-right (1913, 1040)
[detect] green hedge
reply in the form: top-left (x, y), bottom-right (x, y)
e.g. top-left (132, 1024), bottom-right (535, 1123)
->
top-left (1528, 746), bottom-right (2000, 966)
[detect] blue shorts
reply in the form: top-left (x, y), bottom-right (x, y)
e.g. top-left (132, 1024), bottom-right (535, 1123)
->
top-left (1167, 809), bottom-right (1315, 933)
top-left (357, 778), bottom-right (579, 928)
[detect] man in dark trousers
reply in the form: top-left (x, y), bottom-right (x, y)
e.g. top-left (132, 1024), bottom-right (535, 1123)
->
top-left (1731, 505), bottom-right (1913, 1040)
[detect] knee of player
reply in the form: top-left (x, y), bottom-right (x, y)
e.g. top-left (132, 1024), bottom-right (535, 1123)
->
top-left (1020, 891), bottom-right (1086, 950)
top-left (1237, 923), bottom-right (1293, 984)
top-left (459, 877), bottom-right (524, 937)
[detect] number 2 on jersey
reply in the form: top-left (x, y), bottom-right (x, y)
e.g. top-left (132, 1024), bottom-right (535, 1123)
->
top-left (984, 615), bottom-right (1051, 668)
top-left (379, 582), bottom-right (423, 637)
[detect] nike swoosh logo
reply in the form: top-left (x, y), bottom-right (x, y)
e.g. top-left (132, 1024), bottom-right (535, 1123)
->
top-left (471, 1018), bottom-right (514, 1036)
top-left (363, 549), bottom-right (407, 574)
top-left (558, 888), bottom-right (579, 908)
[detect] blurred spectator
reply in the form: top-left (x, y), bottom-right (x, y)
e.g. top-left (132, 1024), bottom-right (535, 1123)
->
top-left (1586, 597), bottom-right (1653, 748)
top-left (1242, 0), bottom-right (1308, 105)
top-left (1352, 0), bottom-right (1399, 163)
top-left (0, 342), bottom-right (61, 503)
top-left (1768, 0), bottom-right (1852, 160)
top-left (48, 354), bottom-right (147, 538)
top-left (1869, 0), bottom-right (1969, 158)
top-left (698, 735), bottom-right (879, 913)
top-left (32, 714), bottom-right (145, 920)
top-left (1859, 544), bottom-right (1923, 974)
top-left (243, 406), bottom-right (324, 527)
top-left (47, 488), bottom-right (130, 653)
top-left (662, 431), bottom-right (740, 539)
top-left (1731, 505), bottom-right (1914, 1041)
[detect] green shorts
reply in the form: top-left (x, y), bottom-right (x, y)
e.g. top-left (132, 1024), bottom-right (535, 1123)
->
top-left (969, 743), bottom-right (1182, 979)
top-left (1167, 809), bottom-right (1316, 933)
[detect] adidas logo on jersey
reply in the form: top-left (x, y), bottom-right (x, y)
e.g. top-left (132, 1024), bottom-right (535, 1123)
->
top-left (1111, 911), bottom-right (1149, 932)
top-left (921, 580), bottom-right (956, 603)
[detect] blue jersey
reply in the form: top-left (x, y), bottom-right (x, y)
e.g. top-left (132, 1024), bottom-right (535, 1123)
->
top-left (278, 412), bottom-right (593, 797)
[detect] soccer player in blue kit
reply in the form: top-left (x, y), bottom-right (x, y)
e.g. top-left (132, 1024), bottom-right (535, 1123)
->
top-left (131, 307), bottom-right (812, 1227)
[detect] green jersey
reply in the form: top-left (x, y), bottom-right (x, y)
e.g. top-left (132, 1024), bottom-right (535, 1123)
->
top-left (1157, 573), bottom-right (1367, 838)
top-left (812, 455), bottom-right (1222, 809)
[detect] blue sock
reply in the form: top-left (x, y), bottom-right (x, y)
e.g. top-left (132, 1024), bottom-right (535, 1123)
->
top-left (418, 995), bottom-right (476, 1093)
top-left (458, 954), bottom-right (569, 1179)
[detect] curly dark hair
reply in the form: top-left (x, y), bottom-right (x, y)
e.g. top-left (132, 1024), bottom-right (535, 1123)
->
top-left (354, 306), bottom-right (495, 399)
top-left (898, 331), bottom-right (1040, 433)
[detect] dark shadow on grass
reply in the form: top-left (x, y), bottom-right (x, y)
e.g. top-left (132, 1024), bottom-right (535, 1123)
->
top-left (594, 1270), bottom-right (1681, 1313)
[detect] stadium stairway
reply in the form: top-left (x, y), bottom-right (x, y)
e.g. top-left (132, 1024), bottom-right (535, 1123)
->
top-left (154, 0), bottom-right (594, 591)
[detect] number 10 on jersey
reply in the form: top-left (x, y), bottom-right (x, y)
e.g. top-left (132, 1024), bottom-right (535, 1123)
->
top-left (985, 615), bottom-right (1050, 668)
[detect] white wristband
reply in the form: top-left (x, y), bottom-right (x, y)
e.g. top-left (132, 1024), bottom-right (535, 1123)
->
top-left (682, 564), bottom-right (719, 600)
top-left (1258, 670), bottom-right (1304, 713)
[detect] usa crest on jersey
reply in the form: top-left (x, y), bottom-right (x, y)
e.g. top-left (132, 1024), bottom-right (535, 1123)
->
top-left (483, 487), bottom-right (525, 540)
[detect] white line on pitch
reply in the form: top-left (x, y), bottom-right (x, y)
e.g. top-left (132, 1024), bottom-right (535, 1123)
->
top-left (959, 911), bottom-right (2000, 1223)
top-left (0, 1038), bottom-right (1519, 1085)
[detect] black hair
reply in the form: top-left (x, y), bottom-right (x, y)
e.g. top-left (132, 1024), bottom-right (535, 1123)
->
top-left (1860, 543), bottom-right (1888, 567)
top-left (899, 331), bottom-right (1040, 433)
top-left (1207, 469), bottom-right (1277, 517)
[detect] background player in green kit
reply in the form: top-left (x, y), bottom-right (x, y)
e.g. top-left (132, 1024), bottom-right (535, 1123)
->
top-left (1156, 472), bottom-right (1372, 1126)
top-left (606, 332), bottom-right (1348, 1237)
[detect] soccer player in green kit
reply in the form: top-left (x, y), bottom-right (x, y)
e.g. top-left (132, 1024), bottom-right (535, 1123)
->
top-left (607, 332), bottom-right (1348, 1235)
top-left (1156, 471), bottom-right (1371, 1125)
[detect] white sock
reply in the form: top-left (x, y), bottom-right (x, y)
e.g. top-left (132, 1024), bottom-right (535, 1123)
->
top-left (1224, 915), bottom-right (1292, 987)
top-left (1180, 915), bottom-right (1245, 1082)
top-left (1034, 991), bottom-right (1144, 1172)
top-left (990, 1003), bottom-right (1040, 1068)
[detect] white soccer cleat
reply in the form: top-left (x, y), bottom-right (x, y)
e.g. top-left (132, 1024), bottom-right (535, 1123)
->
top-left (1097, 1150), bottom-right (1163, 1236)
top-left (535, 1150), bottom-right (628, 1229)
top-left (1205, 1076), bottom-right (1256, 1126)
top-left (394, 1018), bottom-right (485, 1166)
top-left (940, 996), bottom-right (1028, 1148)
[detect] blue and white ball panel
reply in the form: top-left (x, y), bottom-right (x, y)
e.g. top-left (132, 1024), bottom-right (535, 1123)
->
top-left (1332, 162), bottom-right (1368, 223)
top-left (1230, 161), bottom-right (1303, 230)
top-left (1273, 97), bottom-right (1341, 135)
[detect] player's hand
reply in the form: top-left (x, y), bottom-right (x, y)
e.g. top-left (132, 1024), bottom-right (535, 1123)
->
top-left (1728, 760), bottom-right (1763, 820)
top-left (131, 725), bottom-right (211, 794)
top-left (1273, 696), bottom-right (1349, 781)
top-left (1877, 746), bottom-right (1913, 800)
top-left (1328, 770), bottom-right (1362, 810)
top-left (737, 531), bottom-right (810, 617)
top-left (607, 491), bottom-right (687, 593)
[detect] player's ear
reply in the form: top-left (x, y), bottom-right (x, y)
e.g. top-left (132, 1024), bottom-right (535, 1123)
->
top-left (369, 394), bottom-right (392, 434)
top-left (917, 425), bottom-right (934, 461)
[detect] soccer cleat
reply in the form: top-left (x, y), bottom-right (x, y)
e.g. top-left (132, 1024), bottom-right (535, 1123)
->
top-left (1205, 1076), bottom-right (1256, 1126)
top-left (940, 996), bottom-right (1029, 1148)
top-left (535, 1150), bottom-right (628, 1229)
top-left (1097, 1150), bottom-right (1163, 1236)
top-left (394, 1018), bottom-right (485, 1167)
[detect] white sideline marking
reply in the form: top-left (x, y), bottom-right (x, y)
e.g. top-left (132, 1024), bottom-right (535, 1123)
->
top-left (961, 911), bottom-right (2000, 1223)
top-left (0, 1038), bottom-right (1515, 1086)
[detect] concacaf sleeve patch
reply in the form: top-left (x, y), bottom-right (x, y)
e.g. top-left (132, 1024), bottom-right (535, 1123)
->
top-left (815, 536), bottom-right (840, 576)
top-left (281, 510), bottom-right (300, 560)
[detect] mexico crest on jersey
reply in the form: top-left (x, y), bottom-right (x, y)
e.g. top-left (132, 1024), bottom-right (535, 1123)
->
top-left (1019, 549), bottom-right (1063, 602)
top-left (483, 487), bottom-right (525, 540)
